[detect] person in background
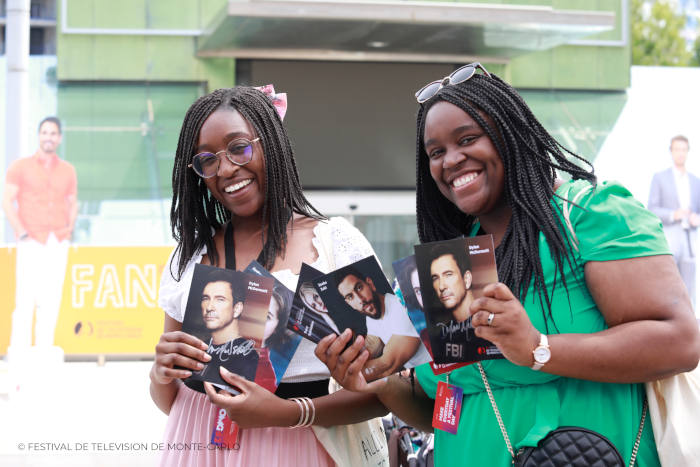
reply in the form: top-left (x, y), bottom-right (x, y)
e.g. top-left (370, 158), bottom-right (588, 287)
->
top-left (2, 116), bottom-right (77, 349)
top-left (648, 135), bottom-right (700, 307)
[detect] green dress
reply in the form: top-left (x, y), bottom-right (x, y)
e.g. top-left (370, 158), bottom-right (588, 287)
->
top-left (416, 180), bottom-right (667, 467)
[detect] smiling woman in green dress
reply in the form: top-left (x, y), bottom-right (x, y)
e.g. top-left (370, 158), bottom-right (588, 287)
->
top-left (316, 64), bottom-right (700, 466)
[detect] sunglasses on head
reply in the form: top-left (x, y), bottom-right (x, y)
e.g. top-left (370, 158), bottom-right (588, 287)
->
top-left (415, 63), bottom-right (491, 104)
top-left (188, 137), bottom-right (260, 179)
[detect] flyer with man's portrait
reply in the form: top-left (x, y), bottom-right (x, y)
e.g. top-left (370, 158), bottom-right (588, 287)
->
top-left (312, 256), bottom-right (430, 381)
top-left (180, 263), bottom-right (272, 394)
top-left (393, 254), bottom-right (471, 375)
top-left (414, 235), bottom-right (503, 364)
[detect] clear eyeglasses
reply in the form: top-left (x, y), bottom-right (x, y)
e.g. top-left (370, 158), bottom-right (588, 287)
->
top-left (188, 138), bottom-right (260, 179)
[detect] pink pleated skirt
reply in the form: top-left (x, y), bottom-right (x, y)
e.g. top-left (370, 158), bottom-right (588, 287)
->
top-left (159, 384), bottom-right (336, 467)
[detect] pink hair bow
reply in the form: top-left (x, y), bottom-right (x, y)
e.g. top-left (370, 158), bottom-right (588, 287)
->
top-left (255, 84), bottom-right (288, 121)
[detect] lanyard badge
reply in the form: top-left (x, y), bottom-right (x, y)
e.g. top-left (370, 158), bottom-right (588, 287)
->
top-left (211, 409), bottom-right (240, 448)
top-left (431, 375), bottom-right (463, 435)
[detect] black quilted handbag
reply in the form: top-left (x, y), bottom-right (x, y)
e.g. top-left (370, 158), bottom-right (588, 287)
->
top-left (476, 363), bottom-right (648, 467)
top-left (513, 426), bottom-right (624, 467)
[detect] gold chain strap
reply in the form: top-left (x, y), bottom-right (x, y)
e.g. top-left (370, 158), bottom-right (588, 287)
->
top-left (628, 399), bottom-right (647, 467)
top-left (476, 362), bottom-right (647, 467)
top-left (476, 363), bottom-right (516, 461)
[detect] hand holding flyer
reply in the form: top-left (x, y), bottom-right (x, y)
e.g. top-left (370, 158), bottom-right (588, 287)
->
top-left (310, 256), bottom-right (431, 381)
top-left (414, 234), bottom-right (503, 364)
top-left (392, 255), bottom-right (471, 375)
top-left (180, 264), bottom-right (272, 395)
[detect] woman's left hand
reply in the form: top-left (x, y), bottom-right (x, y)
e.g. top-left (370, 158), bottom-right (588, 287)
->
top-left (204, 367), bottom-right (297, 428)
top-left (315, 330), bottom-right (389, 393)
top-left (470, 282), bottom-right (541, 367)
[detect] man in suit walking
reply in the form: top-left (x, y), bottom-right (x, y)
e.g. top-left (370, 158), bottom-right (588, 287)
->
top-left (649, 135), bottom-right (699, 307)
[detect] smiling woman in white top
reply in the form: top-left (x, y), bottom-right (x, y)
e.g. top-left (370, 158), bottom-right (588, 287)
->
top-left (149, 86), bottom-right (389, 467)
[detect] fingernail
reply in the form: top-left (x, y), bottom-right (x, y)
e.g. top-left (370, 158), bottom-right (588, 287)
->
top-left (343, 328), bottom-right (351, 337)
top-left (196, 363), bottom-right (204, 370)
top-left (203, 353), bottom-right (212, 361)
top-left (220, 367), bottom-right (231, 375)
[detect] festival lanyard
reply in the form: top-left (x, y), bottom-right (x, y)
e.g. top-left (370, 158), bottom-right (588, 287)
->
top-left (224, 222), bottom-right (236, 270)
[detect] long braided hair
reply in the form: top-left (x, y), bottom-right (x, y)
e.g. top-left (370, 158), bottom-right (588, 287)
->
top-left (170, 86), bottom-right (325, 279)
top-left (415, 73), bottom-right (596, 327)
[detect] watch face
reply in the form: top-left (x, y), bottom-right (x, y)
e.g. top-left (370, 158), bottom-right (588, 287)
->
top-left (534, 347), bottom-right (551, 363)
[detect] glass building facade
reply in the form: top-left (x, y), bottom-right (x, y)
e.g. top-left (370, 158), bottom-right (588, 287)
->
top-left (1, 0), bottom-right (631, 274)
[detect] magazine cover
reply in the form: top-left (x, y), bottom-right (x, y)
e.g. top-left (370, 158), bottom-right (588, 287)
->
top-left (287, 263), bottom-right (340, 343)
top-left (414, 235), bottom-right (503, 364)
top-left (392, 255), bottom-right (471, 375)
top-left (313, 256), bottom-right (430, 381)
top-left (243, 260), bottom-right (303, 391)
top-left (181, 263), bottom-right (272, 394)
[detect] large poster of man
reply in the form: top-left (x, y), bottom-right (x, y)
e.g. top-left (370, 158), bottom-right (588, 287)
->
top-left (3, 117), bottom-right (77, 353)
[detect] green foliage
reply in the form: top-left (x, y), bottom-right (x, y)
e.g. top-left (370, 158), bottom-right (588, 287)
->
top-left (631, 0), bottom-right (693, 66)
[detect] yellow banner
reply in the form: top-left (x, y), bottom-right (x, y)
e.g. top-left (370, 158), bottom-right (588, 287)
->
top-left (0, 246), bottom-right (171, 355)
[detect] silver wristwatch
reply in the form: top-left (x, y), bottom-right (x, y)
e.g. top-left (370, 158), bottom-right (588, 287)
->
top-left (531, 333), bottom-right (551, 371)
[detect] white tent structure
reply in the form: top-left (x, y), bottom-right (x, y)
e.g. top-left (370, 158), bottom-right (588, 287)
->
top-left (595, 66), bottom-right (700, 205)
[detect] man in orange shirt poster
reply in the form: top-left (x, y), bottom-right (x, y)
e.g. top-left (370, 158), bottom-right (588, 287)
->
top-left (2, 117), bottom-right (78, 349)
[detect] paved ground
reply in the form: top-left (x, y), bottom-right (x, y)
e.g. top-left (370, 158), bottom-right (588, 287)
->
top-left (0, 358), bottom-right (168, 466)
